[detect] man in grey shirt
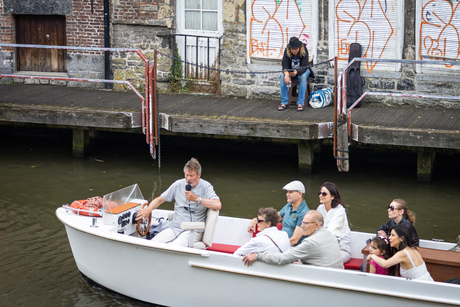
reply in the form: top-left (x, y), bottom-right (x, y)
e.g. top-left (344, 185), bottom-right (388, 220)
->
top-left (136, 158), bottom-right (221, 246)
top-left (243, 210), bottom-right (344, 269)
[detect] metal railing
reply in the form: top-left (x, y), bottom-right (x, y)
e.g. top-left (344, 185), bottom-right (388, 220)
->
top-left (0, 43), bottom-right (159, 160)
top-left (335, 57), bottom-right (460, 171)
top-left (169, 34), bottom-right (222, 81)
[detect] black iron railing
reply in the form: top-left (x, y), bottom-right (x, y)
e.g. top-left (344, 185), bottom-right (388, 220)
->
top-left (169, 34), bottom-right (222, 81)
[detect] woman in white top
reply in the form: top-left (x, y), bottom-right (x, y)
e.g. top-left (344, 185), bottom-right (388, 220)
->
top-left (368, 223), bottom-right (433, 281)
top-left (316, 182), bottom-right (351, 263)
top-left (234, 207), bottom-right (291, 256)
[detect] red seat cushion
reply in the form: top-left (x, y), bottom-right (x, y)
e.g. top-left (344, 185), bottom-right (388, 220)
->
top-left (344, 258), bottom-right (362, 270)
top-left (207, 243), bottom-right (240, 254)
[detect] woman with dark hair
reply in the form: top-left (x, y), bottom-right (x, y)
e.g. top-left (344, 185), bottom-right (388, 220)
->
top-left (316, 182), bottom-right (351, 263)
top-left (368, 224), bottom-right (433, 281)
top-left (377, 199), bottom-right (419, 246)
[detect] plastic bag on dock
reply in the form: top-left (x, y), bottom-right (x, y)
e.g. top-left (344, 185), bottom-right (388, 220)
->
top-left (309, 87), bottom-right (333, 108)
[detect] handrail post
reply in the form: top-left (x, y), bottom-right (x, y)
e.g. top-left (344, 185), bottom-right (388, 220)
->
top-left (333, 57), bottom-right (338, 158)
top-left (196, 36), bottom-right (199, 79)
top-left (153, 50), bottom-right (159, 147)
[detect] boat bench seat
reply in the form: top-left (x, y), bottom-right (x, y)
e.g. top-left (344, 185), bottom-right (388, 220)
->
top-left (207, 243), bottom-right (240, 254)
top-left (207, 243), bottom-right (362, 271)
top-left (343, 258), bottom-right (362, 270)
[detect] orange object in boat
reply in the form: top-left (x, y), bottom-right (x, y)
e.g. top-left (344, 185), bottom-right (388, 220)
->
top-left (70, 199), bottom-right (103, 217)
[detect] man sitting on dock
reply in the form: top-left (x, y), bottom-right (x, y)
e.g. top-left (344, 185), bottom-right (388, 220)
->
top-left (247, 180), bottom-right (309, 246)
top-left (136, 157), bottom-right (222, 246)
top-left (242, 210), bottom-right (344, 269)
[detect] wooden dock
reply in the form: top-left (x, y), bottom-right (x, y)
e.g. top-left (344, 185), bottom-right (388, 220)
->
top-left (1, 84), bottom-right (459, 180)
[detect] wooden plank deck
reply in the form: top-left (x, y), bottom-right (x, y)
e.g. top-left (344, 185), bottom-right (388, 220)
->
top-left (0, 84), bottom-right (459, 149)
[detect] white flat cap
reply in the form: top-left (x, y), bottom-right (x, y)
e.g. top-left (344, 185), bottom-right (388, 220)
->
top-left (282, 180), bottom-right (305, 193)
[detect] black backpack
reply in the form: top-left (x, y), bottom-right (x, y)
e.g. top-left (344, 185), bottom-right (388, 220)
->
top-left (346, 43), bottom-right (364, 108)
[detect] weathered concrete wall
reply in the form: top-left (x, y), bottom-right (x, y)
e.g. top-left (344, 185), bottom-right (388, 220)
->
top-left (3, 0), bottom-right (72, 15)
top-left (110, 0), bottom-right (175, 92)
top-left (67, 54), bottom-right (105, 88)
top-left (111, 24), bottom-right (172, 92)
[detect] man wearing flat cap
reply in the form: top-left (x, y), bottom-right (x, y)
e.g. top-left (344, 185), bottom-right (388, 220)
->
top-left (278, 36), bottom-right (314, 112)
top-left (248, 180), bottom-right (310, 246)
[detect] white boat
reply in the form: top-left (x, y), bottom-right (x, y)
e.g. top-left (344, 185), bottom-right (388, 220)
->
top-left (56, 185), bottom-right (460, 307)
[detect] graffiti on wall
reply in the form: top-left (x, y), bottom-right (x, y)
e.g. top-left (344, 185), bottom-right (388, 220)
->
top-left (420, 0), bottom-right (460, 67)
top-left (335, 0), bottom-right (396, 72)
top-left (249, 0), bottom-right (311, 59)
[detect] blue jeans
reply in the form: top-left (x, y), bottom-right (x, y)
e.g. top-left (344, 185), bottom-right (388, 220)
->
top-left (280, 69), bottom-right (310, 106)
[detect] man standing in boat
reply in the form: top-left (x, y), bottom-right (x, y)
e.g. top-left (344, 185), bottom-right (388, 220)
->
top-left (248, 180), bottom-right (309, 246)
top-left (136, 157), bottom-right (221, 246)
top-left (243, 210), bottom-right (344, 269)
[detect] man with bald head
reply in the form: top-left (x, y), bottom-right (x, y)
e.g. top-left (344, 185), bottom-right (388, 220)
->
top-left (243, 210), bottom-right (344, 269)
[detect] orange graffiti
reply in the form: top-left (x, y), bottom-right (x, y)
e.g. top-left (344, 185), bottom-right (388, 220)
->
top-left (250, 0), bottom-right (308, 59)
top-left (336, 0), bottom-right (395, 72)
top-left (420, 0), bottom-right (460, 68)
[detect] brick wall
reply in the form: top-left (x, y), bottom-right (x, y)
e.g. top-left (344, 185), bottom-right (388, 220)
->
top-left (113, 0), bottom-right (163, 24)
top-left (66, 0), bottom-right (105, 52)
top-left (0, 1), bottom-right (14, 46)
top-left (0, 1), bottom-right (15, 77)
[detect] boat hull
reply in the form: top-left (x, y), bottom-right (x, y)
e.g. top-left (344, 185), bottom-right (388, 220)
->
top-left (57, 208), bottom-right (460, 307)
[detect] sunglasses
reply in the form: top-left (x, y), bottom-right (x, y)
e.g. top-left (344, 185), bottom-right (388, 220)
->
top-left (388, 205), bottom-right (400, 211)
top-left (257, 218), bottom-right (264, 223)
top-left (318, 191), bottom-right (328, 197)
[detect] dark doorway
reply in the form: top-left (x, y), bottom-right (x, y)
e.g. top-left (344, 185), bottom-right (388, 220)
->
top-left (16, 15), bottom-right (66, 72)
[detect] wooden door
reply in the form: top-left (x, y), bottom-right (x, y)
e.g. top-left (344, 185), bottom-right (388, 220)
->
top-left (16, 15), bottom-right (66, 72)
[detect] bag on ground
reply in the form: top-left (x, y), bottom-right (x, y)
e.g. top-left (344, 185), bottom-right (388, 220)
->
top-left (309, 87), bottom-right (333, 108)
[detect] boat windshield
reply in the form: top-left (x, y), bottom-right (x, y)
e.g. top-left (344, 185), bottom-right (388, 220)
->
top-left (103, 184), bottom-right (145, 214)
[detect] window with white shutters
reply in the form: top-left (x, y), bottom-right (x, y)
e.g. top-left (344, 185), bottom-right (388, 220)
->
top-left (416, 0), bottom-right (460, 74)
top-left (246, 0), bottom-right (318, 63)
top-left (329, 0), bottom-right (405, 73)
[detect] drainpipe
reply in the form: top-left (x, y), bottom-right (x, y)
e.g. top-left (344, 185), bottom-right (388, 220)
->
top-left (104, 0), bottom-right (111, 89)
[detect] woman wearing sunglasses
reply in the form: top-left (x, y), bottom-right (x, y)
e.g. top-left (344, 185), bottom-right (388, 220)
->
top-left (377, 199), bottom-right (419, 247)
top-left (368, 223), bottom-right (433, 281)
top-left (316, 182), bottom-right (351, 263)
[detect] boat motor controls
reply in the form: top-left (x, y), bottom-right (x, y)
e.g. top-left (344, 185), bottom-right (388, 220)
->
top-left (102, 184), bottom-right (147, 235)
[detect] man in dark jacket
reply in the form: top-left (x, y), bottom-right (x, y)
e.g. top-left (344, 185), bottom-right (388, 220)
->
top-left (279, 36), bottom-right (313, 111)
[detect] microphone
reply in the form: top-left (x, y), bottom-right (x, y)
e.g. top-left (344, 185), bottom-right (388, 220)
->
top-left (185, 184), bottom-right (192, 221)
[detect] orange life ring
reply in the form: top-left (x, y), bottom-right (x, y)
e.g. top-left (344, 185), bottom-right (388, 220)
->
top-left (70, 199), bottom-right (103, 217)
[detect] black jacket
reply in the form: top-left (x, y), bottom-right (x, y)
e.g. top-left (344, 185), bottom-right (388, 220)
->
top-left (281, 43), bottom-right (314, 78)
top-left (377, 217), bottom-right (419, 246)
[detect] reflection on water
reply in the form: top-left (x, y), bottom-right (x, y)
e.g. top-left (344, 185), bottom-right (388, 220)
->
top-left (0, 128), bottom-right (459, 306)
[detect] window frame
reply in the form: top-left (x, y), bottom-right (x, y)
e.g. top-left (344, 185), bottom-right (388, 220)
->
top-left (176, 0), bottom-right (223, 37)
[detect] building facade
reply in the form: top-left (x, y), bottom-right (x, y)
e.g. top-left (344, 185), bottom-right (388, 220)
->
top-left (1, 0), bottom-right (460, 108)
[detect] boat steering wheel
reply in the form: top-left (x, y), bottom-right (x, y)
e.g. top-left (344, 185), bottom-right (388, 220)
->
top-left (137, 203), bottom-right (152, 237)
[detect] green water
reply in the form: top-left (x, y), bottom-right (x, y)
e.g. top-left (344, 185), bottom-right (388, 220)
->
top-left (0, 128), bottom-right (459, 306)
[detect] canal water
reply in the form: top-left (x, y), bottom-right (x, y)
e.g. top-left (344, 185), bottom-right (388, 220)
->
top-left (1, 128), bottom-right (459, 306)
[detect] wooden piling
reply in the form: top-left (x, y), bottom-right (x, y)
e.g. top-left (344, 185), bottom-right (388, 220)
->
top-left (73, 128), bottom-right (89, 157)
top-left (337, 114), bottom-right (349, 172)
top-left (417, 149), bottom-right (435, 182)
top-left (298, 141), bottom-right (314, 174)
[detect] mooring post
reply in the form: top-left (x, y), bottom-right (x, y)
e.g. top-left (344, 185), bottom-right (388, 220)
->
top-left (417, 149), bottom-right (435, 182)
top-left (73, 128), bottom-right (89, 157)
top-left (337, 114), bottom-right (349, 172)
top-left (298, 141), bottom-right (314, 174)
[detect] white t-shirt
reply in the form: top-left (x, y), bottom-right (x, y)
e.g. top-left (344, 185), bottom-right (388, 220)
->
top-left (316, 204), bottom-right (351, 249)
